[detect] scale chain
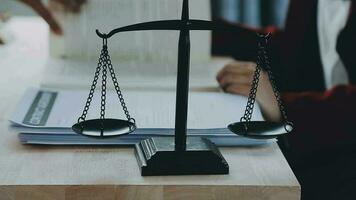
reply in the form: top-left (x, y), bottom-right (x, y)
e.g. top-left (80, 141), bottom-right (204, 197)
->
top-left (241, 64), bottom-right (261, 123)
top-left (101, 45), bottom-right (108, 119)
top-left (241, 33), bottom-right (292, 129)
top-left (257, 34), bottom-right (290, 124)
top-left (106, 53), bottom-right (134, 122)
top-left (77, 47), bottom-right (105, 123)
top-left (77, 38), bottom-right (135, 125)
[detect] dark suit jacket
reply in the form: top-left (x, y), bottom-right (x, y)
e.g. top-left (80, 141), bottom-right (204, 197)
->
top-left (213, 0), bottom-right (355, 92)
top-left (213, 1), bottom-right (356, 199)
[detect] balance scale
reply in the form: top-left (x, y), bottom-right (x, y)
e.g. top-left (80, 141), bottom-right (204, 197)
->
top-left (72, 0), bottom-right (293, 176)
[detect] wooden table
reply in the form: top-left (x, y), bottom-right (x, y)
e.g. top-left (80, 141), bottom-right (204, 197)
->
top-left (0, 17), bottom-right (300, 200)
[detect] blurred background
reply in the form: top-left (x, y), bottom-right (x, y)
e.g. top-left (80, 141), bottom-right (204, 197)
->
top-left (1, 0), bottom-right (38, 16)
top-left (1, 0), bottom-right (290, 28)
top-left (212, 0), bottom-right (289, 28)
top-left (0, 0), bottom-right (291, 85)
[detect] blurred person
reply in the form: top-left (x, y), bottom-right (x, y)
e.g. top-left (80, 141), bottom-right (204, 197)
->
top-left (19, 0), bottom-right (86, 35)
top-left (215, 0), bottom-right (356, 199)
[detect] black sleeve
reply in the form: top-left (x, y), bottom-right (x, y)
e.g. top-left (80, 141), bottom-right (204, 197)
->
top-left (211, 19), bottom-right (283, 62)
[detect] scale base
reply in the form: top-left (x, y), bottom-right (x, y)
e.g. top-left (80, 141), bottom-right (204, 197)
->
top-left (134, 137), bottom-right (229, 176)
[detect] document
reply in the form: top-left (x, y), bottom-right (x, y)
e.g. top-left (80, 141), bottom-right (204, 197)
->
top-left (11, 88), bottom-right (263, 129)
top-left (10, 88), bottom-right (274, 147)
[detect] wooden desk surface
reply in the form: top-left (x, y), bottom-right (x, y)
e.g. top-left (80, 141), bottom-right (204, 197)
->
top-left (0, 17), bottom-right (300, 200)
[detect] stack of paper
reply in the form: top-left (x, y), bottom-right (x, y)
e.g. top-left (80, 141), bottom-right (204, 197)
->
top-left (10, 88), bottom-right (274, 147)
top-left (49, 0), bottom-right (211, 64)
top-left (45, 0), bottom-right (216, 89)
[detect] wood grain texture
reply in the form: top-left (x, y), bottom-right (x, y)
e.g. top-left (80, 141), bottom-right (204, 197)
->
top-left (0, 186), bottom-right (300, 200)
top-left (0, 18), bottom-right (300, 200)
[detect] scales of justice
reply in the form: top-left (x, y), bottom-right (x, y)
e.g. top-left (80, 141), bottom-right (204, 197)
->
top-left (72, 0), bottom-right (293, 176)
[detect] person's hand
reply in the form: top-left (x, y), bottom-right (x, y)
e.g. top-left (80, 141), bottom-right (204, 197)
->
top-left (217, 61), bottom-right (256, 96)
top-left (20, 0), bottom-right (86, 35)
top-left (217, 60), bottom-right (282, 122)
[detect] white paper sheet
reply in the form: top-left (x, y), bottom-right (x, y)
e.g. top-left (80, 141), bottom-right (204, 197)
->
top-left (11, 88), bottom-right (274, 147)
top-left (10, 88), bottom-right (263, 129)
top-left (40, 57), bottom-right (233, 89)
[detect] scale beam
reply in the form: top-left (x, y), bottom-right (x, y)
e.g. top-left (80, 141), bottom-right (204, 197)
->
top-left (96, 20), bottom-right (247, 39)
